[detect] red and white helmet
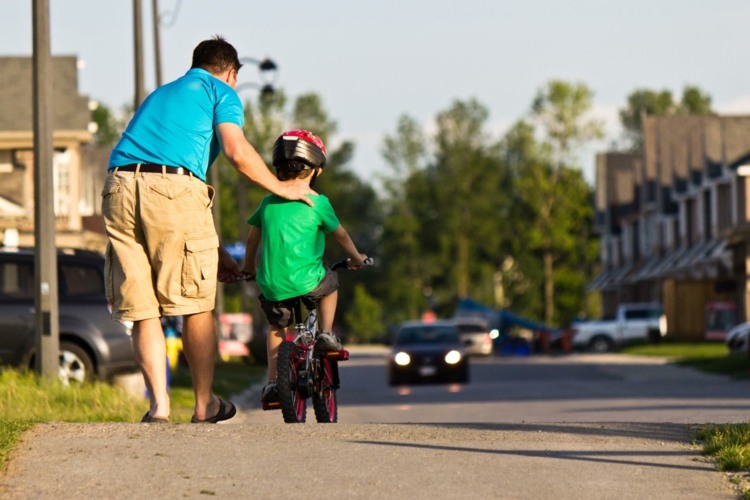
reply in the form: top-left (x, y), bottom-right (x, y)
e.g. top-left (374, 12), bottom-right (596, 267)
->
top-left (272, 129), bottom-right (327, 169)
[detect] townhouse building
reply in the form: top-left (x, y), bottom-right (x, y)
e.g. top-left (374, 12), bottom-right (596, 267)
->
top-left (591, 115), bottom-right (750, 340)
top-left (0, 56), bottom-right (108, 252)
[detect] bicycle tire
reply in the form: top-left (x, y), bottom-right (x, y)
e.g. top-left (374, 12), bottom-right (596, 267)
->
top-left (312, 357), bottom-right (338, 423)
top-left (277, 341), bottom-right (307, 423)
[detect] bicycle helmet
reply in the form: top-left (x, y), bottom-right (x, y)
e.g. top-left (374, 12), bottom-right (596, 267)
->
top-left (272, 129), bottom-right (327, 169)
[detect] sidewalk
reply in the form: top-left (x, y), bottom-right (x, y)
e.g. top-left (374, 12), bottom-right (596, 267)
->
top-left (0, 420), bottom-right (735, 499)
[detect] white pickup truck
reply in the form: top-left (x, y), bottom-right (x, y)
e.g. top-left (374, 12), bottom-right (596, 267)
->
top-left (570, 303), bottom-right (668, 353)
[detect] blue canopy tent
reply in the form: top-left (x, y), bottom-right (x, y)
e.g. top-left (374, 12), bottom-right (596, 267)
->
top-left (454, 298), bottom-right (552, 332)
top-left (454, 298), bottom-right (554, 355)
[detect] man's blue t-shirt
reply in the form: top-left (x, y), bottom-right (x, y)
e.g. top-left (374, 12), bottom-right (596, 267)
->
top-left (108, 68), bottom-right (244, 181)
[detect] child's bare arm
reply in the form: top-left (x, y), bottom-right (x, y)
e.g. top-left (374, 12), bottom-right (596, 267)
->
top-left (242, 226), bottom-right (261, 275)
top-left (332, 225), bottom-right (367, 268)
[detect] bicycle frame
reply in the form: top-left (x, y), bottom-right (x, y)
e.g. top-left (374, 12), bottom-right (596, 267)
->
top-left (264, 291), bottom-right (349, 422)
top-left (260, 257), bottom-right (371, 422)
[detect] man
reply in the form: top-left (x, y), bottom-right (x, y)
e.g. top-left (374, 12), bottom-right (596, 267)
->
top-left (102, 36), bottom-right (314, 423)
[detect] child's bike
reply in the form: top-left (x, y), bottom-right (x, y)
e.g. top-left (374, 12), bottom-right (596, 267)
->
top-left (246, 257), bottom-right (373, 423)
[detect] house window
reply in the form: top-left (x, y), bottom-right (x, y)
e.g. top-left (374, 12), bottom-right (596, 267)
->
top-left (717, 184), bottom-right (731, 232)
top-left (643, 214), bottom-right (656, 254)
top-left (702, 189), bottom-right (711, 239)
top-left (53, 150), bottom-right (71, 217)
top-left (0, 150), bottom-right (12, 173)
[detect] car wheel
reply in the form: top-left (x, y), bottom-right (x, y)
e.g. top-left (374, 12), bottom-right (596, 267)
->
top-left (589, 335), bottom-right (614, 354)
top-left (59, 341), bottom-right (95, 385)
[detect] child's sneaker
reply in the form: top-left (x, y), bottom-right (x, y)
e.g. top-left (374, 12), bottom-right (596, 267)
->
top-left (315, 332), bottom-right (342, 351)
top-left (261, 382), bottom-right (279, 404)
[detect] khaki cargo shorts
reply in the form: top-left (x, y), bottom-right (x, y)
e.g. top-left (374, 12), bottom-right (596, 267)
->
top-left (101, 169), bottom-right (219, 322)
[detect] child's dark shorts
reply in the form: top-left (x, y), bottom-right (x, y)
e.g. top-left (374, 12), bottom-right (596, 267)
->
top-left (259, 269), bottom-right (339, 328)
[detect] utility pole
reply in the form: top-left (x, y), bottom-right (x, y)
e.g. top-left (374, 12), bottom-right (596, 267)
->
top-left (151, 0), bottom-right (163, 87)
top-left (32, 0), bottom-right (59, 379)
top-left (133, 0), bottom-right (146, 109)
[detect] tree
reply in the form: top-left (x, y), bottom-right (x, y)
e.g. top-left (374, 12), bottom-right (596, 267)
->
top-left (677, 85), bottom-right (713, 114)
top-left (90, 102), bottom-right (121, 147)
top-left (380, 115), bottom-right (430, 320)
top-left (529, 80), bottom-right (603, 325)
top-left (380, 115), bottom-right (428, 321)
top-left (431, 99), bottom-right (505, 304)
top-left (343, 284), bottom-right (385, 343)
top-left (620, 85), bottom-right (713, 150)
top-left (380, 100), bottom-right (508, 321)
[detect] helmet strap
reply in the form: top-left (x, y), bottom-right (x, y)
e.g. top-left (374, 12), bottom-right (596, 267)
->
top-left (310, 167), bottom-right (320, 188)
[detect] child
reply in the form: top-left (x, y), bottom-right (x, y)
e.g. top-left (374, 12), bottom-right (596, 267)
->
top-left (241, 130), bottom-right (368, 403)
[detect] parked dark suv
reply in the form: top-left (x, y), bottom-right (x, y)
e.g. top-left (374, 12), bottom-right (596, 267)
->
top-left (0, 247), bottom-right (137, 384)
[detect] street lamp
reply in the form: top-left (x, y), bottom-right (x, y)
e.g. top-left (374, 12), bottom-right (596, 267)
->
top-left (237, 57), bottom-right (278, 99)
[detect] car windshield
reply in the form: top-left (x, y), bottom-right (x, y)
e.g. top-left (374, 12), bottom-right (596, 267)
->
top-left (454, 323), bottom-right (486, 334)
top-left (396, 326), bottom-right (459, 345)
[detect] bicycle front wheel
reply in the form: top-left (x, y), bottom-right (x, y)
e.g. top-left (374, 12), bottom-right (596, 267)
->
top-left (277, 341), bottom-right (307, 423)
top-left (313, 356), bottom-right (338, 423)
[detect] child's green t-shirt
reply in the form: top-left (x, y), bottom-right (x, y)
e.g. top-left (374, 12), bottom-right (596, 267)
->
top-left (247, 193), bottom-right (340, 301)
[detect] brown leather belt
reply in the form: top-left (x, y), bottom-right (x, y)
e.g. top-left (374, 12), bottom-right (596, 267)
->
top-left (111, 163), bottom-right (192, 176)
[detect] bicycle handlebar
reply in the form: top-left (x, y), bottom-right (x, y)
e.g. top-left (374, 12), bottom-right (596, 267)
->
top-left (237, 256), bottom-right (373, 281)
top-left (330, 256), bottom-right (374, 271)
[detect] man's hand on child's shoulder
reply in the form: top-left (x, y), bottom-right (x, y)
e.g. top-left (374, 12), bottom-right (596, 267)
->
top-left (280, 179), bottom-right (317, 207)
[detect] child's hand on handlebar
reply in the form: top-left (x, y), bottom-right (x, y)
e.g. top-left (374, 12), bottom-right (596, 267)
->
top-left (347, 254), bottom-right (370, 270)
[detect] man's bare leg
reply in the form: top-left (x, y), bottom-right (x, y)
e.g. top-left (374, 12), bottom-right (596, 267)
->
top-left (132, 317), bottom-right (170, 419)
top-left (181, 311), bottom-right (221, 420)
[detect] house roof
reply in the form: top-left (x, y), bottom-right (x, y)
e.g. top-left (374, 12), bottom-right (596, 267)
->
top-left (642, 115), bottom-right (750, 187)
top-left (0, 56), bottom-right (89, 132)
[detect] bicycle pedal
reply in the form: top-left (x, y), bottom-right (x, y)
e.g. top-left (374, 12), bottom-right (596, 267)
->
top-left (324, 349), bottom-right (350, 361)
top-left (262, 401), bottom-right (281, 411)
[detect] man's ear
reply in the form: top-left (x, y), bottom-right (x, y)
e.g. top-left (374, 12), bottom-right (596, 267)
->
top-left (223, 68), bottom-right (237, 87)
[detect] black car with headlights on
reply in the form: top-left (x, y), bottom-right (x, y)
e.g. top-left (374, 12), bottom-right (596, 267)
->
top-left (388, 321), bottom-right (469, 385)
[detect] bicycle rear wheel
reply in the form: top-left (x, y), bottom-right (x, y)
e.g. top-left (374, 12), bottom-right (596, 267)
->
top-left (277, 341), bottom-right (307, 423)
top-left (312, 356), bottom-right (338, 423)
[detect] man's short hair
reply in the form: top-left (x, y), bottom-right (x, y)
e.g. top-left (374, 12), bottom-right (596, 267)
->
top-left (191, 36), bottom-right (242, 74)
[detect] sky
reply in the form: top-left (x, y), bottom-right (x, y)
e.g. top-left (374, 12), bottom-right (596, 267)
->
top-left (2, 0), bottom-right (749, 187)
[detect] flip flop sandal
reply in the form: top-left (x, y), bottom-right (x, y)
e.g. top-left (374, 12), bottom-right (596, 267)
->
top-left (190, 399), bottom-right (237, 424)
top-left (141, 411), bottom-right (170, 423)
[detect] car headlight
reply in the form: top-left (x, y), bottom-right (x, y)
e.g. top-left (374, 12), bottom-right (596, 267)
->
top-left (444, 350), bottom-right (462, 364)
top-left (394, 352), bottom-right (411, 366)
top-left (659, 315), bottom-right (667, 336)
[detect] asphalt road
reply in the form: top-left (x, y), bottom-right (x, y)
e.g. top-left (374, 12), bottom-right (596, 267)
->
top-left (1, 348), bottom-right (746, 499)
top-left (239, 347), bottom-right (750, 425)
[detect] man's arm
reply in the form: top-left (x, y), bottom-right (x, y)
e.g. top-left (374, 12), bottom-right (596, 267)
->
top-left (218, 245), bottom-right (241, 283)
top-left (217, 122), bottom-right (315, 206)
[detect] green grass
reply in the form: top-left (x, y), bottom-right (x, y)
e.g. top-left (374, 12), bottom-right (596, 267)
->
top-left (0, 360), bottom-right (264, 470)
top-left (0, 418), bottom-right (35, 470)
top-left (695, 422), bottom-right (750, 498)
top-left (621, 341), bottom-right (750, 378)
top-left (622, 341), bottom-right (750, 494)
